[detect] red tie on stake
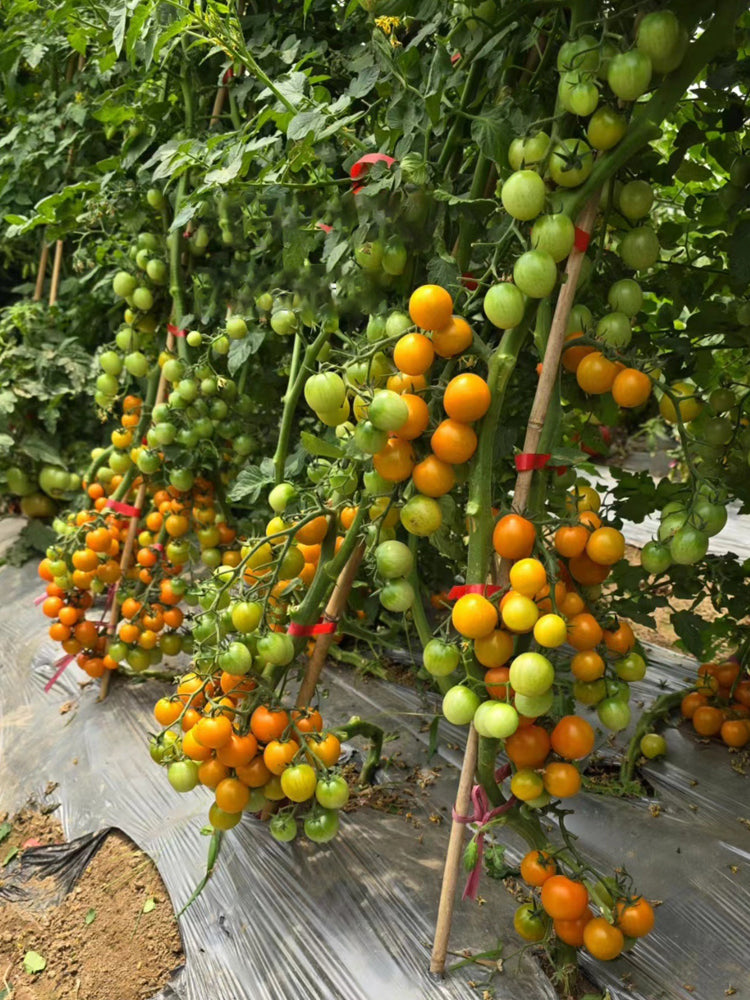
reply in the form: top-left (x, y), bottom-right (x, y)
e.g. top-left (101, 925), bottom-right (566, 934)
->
top-left (350, 152), bottom-right (396, 194)
top-left (287, 620), bottom-right (337, 637)
top-left (447, 583), bottom-right (504, 600)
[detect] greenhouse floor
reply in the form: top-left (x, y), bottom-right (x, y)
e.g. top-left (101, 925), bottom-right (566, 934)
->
top-left (0, 555), bottom-right (748, 1000)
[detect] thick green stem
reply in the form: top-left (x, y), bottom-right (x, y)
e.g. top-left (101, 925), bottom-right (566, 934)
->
top-left (272, 328), bottom-right (331, 483)
top-left (407, 535), bottom-right (453, 695)
top-left (334, 717), bottom-right (384, 785)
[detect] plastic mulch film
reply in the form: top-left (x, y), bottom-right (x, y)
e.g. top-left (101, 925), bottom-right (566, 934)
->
top-left (1, 562), bottom-right (749, 1000)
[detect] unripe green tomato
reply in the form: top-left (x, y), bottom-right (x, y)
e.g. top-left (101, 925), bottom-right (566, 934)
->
top-left (640, 733), bottom-right (667, 758)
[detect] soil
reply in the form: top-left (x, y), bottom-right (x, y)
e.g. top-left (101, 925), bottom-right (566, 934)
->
top-left (0, 808), bottom-right (183, 1000)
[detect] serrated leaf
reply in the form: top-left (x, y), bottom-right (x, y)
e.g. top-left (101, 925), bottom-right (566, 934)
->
top-left (142, 897), bottom-right (156, 913)
top-left (23, 950), bottom-right (46, 974)
top-left (348, 65), bottom-right (379, 99)
top-left (228, 330), bottom-right (265, 374)
top-left (84, 908), bottom-right (97, 925)
top-left (287, 110), bottom-right (326, 141)
top-left (300, 431), bottom-right (344, 459)
top-left (0, 822), bottom-right (11, 842)
top-left (471, 107), bottom-right (515, 166)
top-left (226, 465), bottom-right (275, 504)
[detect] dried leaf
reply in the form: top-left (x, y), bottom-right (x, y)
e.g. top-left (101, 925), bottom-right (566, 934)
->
top-left (23, 950), bottom-right (47, 974)
top-left (142, 897), bottom-right (156, 913)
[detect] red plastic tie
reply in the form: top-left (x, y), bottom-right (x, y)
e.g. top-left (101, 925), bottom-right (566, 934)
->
top-left (574, 227), bottom-right (591, 252)
top-left (105, 499), bottom-right (141, 518)
top-left (34, 593), bottom-right (47, 606)
top-left (222, 67), bottom-right (234, 84)
top-left (167, 323), bottom-right (187, 338)
top-left (316, 221), bottom-right (333, 234)
top-left (44, 653), bottom-right (75, 693)
top-left (515, 453), bottom-right (551, 472)
top-left (350, 153), bottom-right (396, 194)
top-left (448, 584), bottom-right (504, 600)
top-left (287, 620), bottom-right (337, 637)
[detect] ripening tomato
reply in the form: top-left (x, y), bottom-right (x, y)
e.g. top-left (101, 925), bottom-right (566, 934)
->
top-left (520, 850), bottom-right (556, 887)
top-left (550, 715), bottom-right (595, 760)
top-left (583, 917), bottom-right (624, 961)
top-left (541, 875), bottom-right (589, 920)
top-left (614, 896), bottom-right (655, 938)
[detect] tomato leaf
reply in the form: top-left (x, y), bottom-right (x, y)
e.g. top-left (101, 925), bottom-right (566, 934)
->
top-left (226, 465), bottom-right (275, 504)
top-left (228, 331), bottom-right (266, 374)
top-left (300, 432), bottom-right (344, 460)
top-left (2, 847), bottom-right (19, 867)
top-left (23, 951), bottom-right (47, 975)
top-left (0, 822), bottom-right (11, 843)
top-left (142, 897), bottom-right (156, 914)
top-left (84, 908), bottom-right (97, 925)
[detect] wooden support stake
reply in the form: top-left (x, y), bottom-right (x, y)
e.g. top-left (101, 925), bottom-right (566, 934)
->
top-left (209, 85), bottom-right (228, 127)
top-left (48, 240), bottom-right (64, 306)
top-left (33, 242), bottom-right (50, 302)
top-left (429, 724), bottom-right (478, 975)
top-left (431, 193), bottom-right (602, 972)
top-left (296, 541), bottom-right (365, 708)
top-left (512, 194), bottom-right (600, 514)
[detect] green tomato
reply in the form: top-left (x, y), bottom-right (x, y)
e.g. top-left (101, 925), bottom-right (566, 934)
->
top-left (304, 808), bottom-right (340, 844)
top-left (557, 34), bottom-right (599, 73)
top-left (354, 240), bottom-right (384, 272)
top-left (597, 696), bottom-right (631, 732)
top-left (596, 312), bottom-right (632, 348)
top-left (226, 316), bottom-right (248, 340)
top-left (96, 372), bottom-right (119, 396)
top-left (608, 278), bottom-right (643, 317)
top-left (692, 497), bottom-right (727, 537)
top-left (124, 351), bottom-right (150, 377)
top-left (149, 731), bottom-right (178, 764)
top-left (513, 689), bottom-right (554, 718)
top-left (508, 652), bottom-right (554, 697)
top-left (146, 259), bottom-right (167, 285)
top-left (369, 390), bottom-right (409, 432)
top-left (442, 685), bottom-right (481, 725)
top-left (423, 639), bottom-right (460, 677)
top-left (619, 227), bottom-right (660, 270)
top-left (513, 250), bottom-right (558, 299)
top-left (385, 310), bottom-right (412, 339)
top-left (530, 214), bottom-right (575, 262)
top-left (619, 180), bottom-right (654, 221)
top-left (270, 310), bottom-right (298, 336)
top-left (400, 495), bottom-right (443, 536)
top-left (231, 601), bottom-right (263, 633)
top-left (484, 282), bottom-right (525, 329)
top-left (268, 482), bottom-right (297, 513)
top-left (380, 578), bottom-right (415, 613)
top-left (5, 466), bottom-right (35, 496)
top-left (640, 733), bottom-right (667, 759)
top-left (636, 10), bottom-right (685, 74)
top-left (513, 902), bottom-right (549, 942)
top-left (473, 700), bottom-right (519, 739)
top-left (382, 240), bottom-right (407, 276)
top-left (304, 372), bottom-right (347, 412)
top-left (375, 539), bottom-right (414, 579)
top-left (607, 50), bottom-right (652, 102)
top-left (315, 775), bottom-right (350, 810)
top-left (587, 106), bottom-right (627, 150)
top-left (501, 169), bottom-right (547, 221)
top-left (615, 652), bottom-right (647, 682)
top-left (508, 131), bottom-right (550, 171)
top-left (574, 679), bottom-right (606, 706)
top-left (366, 315), bottom-right (387, 342)
top-left (640, 540), bottom-right (671, 575)
top-left (280, 764), bottom-right (318, 803)
top-left (548, 138), bottom-right (594, 188)
top-left (669, 526), bottom-right (708, 565)
top-left (257, 633), bottom-right (295, 666)
top-left (113, 271), bottom-right (137, 298)
top-left (167, 760), bottom-right (200, 793)
top-left (269, 813), bottom-right (298, 843)
top-left (132, 286), bottom-right (154, 312)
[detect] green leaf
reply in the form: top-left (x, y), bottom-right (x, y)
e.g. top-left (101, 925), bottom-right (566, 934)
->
top-left (226, 465), bottom-right (275, 504)
top-left (0, 822), bottom-right (11, 842)
top-left (23, 951), bottom-right (46, 975)
top-left (19, 435), bottom-right (64, 466)
top-left (228, 330), bottom-right (265, 374)
top-left (142, 897), bottom-right (156, 913)
top-left (300, 432), bottom-right (344, 459)
top-left (471, 107), bottom-right (516, 166)
top-left (287, 110), bottom-right (326, 141)
top-left (727, 219), bottom-right (750, 291)
top-left (463, 838), bottom-right (479, 872)
top-left (84, 908), bottom-right (97, 925)
top-left (348, 65), bottom-right (379, 99)
top-left (2, 847), bottom-right (19, 866)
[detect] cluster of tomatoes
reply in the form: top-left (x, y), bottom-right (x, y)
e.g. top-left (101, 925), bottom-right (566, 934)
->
top-left (514, 849), bottom-right (655, 962)
top-left (680, 658), bottom-right (750, 750)
top-left (152, 681), bottom-right (349, 842)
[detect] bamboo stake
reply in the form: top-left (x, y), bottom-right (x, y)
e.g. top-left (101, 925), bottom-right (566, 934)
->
top-left (511, 194), bottom-right (600, 514)
top-left (429, 724), bottom-right (478, 975)
top-left (296, 541), bottom-right (366, 707)
top-left (431, 193), bottom-right (602, 972)
top-left (48, 240), bottom-right (64, 306)
top-left (33, 242), bottom-right (50, 301)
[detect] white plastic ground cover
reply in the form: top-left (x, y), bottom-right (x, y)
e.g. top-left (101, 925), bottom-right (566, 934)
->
top-left (1, 563), bottom-right (749, 1000)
